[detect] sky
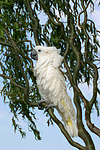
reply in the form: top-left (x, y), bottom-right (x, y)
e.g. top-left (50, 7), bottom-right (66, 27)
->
top-left (0, 1), bottom-right (100, 150)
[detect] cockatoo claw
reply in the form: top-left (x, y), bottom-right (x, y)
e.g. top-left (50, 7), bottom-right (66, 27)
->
top-left (38, 100), bottom-right (45, 110)
top-left (45, 104), bottom-right (56, 111)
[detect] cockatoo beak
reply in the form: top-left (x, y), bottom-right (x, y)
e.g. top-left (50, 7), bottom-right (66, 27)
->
top-left (31, 49), bottom-right (38, 60)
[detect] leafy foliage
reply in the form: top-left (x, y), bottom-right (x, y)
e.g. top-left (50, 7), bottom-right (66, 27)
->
top-left (0, 0), bottom-right (100, 149)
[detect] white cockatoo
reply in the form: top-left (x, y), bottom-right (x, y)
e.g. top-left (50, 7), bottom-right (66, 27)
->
top-left (31, 46), bottom-right (78, 137)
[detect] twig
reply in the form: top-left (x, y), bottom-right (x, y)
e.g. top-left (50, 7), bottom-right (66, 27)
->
top-left (0, 74), bottom-right (24, 90)
top-left (0, 41), bottom-right (13, 48)
top-left (24, 0), bottom-right (40, 45)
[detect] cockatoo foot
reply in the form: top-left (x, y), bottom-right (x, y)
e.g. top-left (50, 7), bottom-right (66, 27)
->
top-left (45, 104), bottom-right (56, 111)
top-left (38, 100), bottom-right (46, 110)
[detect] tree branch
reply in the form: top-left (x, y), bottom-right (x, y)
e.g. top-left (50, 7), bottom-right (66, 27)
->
top-left (4, 29), bottom-right (29, 103)
top-left (64, 59), bottom-right (88, 106)
top-left (0, 41), bottom-right (13, 48)
top-left (0, 74), bottom-right (24, 90)
top-left (88, 62), bottom-right (98, 106)
top-left (39, 0), bottom-right (62, 26)
top-left (85, 61), bottom-right (100, 137)
top-left (24, 0), bottom-right (40, 45)
top-left (86, 118), bottom-right (100, 137)
top-left (30, 102), bottom-right (85, 150)
top-left (67, 10), bottom-right (95, 149)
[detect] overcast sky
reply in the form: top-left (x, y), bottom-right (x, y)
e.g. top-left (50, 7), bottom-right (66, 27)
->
top-left (0, 1), bottom-right (100, 150)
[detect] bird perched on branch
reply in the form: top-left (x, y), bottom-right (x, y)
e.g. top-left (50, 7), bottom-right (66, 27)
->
top-left (31, 46), bottom-right (78, 137)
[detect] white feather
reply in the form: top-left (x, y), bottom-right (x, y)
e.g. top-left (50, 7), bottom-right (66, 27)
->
top-left (33, 46), bottom-right (78, 137)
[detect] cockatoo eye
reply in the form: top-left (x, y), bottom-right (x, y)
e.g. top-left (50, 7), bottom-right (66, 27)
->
top-left (38, 49), bottom-right (41, 52)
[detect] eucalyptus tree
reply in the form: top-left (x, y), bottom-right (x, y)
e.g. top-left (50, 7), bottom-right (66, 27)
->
top-left (0, 0), bottom-right (100, 149)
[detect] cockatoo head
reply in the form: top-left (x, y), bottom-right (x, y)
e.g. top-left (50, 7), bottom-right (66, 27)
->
top-left (31, 46), bottom-right (63, 67)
